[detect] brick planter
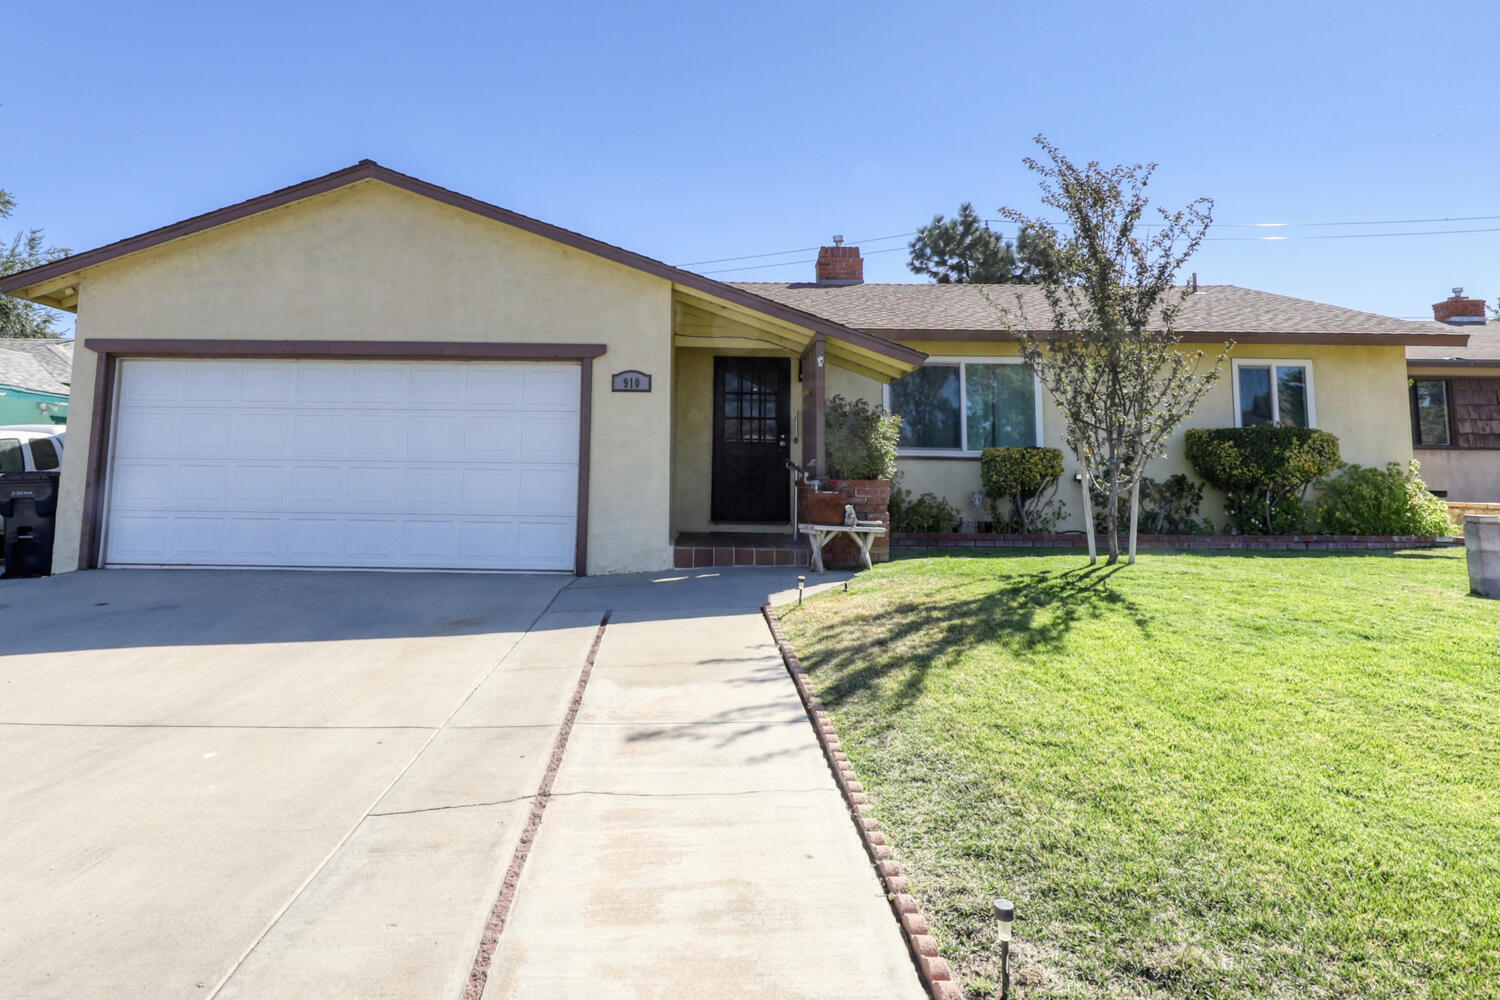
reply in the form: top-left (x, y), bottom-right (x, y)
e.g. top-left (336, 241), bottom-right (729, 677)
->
top-left (798, 478), bottom-right (891, 568)
top-left (892, 531), bottom-right (1460, 552)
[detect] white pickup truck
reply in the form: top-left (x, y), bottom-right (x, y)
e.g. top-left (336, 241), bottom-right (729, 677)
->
top-left (0, 425), bottom-right (65, 476)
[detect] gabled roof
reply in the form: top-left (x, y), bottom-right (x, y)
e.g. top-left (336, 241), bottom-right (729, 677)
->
top-left (0, 338), bottom-right (73, 395)
top-left (0, 161), bottom-right (924, 371)
top-left (1407, 325), bottom-right (1500, 367)
top-left (729, 281), bottom-right (1468, 346)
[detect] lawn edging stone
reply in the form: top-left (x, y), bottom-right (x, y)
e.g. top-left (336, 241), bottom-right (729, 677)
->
top-left (761, 604), bottom-right (963, 1000)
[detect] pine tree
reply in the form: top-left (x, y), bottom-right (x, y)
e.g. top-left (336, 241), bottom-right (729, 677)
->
top-left (907, 202), bottom-right (1039, 284)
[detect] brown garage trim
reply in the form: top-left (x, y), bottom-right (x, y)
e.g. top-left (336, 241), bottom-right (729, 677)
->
top-left (83, 338), bottom-right (607, 361)
top-left (78, 341), bottom-right (604, 575)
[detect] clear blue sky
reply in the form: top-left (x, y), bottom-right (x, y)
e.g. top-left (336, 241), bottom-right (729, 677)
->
top-left (6, 0), bottom-right (1497, 332)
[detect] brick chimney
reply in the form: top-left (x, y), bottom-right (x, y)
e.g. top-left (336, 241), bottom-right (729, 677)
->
top-left (815, 236), bottom-right (863, 284)
top-left (1432, 287), bottom-right (1487, 325)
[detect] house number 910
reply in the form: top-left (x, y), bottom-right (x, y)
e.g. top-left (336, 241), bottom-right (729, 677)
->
top-left (611, 370), bottom-right (652, 392)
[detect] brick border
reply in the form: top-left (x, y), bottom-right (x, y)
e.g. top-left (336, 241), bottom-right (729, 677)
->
top-left (462, 610), bottom-right (612, 1000)
top-left (894, 531), bottom-right (1459, 552)
top-left (761, 604), bottom-right (962, 1000)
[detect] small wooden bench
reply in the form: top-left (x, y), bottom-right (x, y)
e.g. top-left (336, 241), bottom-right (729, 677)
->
top-left (798, 521), bottom-right (887, 573)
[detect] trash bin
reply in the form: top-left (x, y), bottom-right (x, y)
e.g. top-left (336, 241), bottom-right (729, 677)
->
top-left (1, 471), bottom-right (60, 579)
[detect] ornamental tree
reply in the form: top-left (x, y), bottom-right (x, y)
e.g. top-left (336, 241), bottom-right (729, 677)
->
top-left (996, 136), bottom-right (1228, 564)
top-left (1, 188), bottom-right (69, 338)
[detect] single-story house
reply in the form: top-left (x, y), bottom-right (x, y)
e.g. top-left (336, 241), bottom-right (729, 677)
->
top-left (0, 338), bottom-right (72, 424)
top-left (1406, 290), bottom-right (1499, 502)
top-left (0, 162), bottom-right (1469, 576)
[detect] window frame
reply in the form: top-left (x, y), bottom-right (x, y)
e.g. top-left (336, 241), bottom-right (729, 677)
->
top-left (1409, 377), bottom-right (1455, 449)
top-left (882, 356), bottom-right (1044, 457)
top-left (1230, 358), bottom-right (1317, 429)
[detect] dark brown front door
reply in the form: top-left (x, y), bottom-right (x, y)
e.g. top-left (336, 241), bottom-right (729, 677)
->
top-left (712, 356), bottom-right (791, 523)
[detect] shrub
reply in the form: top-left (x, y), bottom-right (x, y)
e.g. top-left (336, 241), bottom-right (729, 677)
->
top-left (981, 446), bottom-right (1065, 533)
top-left (1311, 461), bottom-right (1452, 536)
top-left (825, 394), bottom-right (900, 480)
top-left (890, 476), bottom-right (963, 533)
top-left (1185, 427), bottom-right (1340, 534)
top-left (1093, 474), bottom-right (1214, 535)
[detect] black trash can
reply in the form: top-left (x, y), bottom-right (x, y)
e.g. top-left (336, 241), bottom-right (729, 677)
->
top-left (1, 471), bottom-right (61, 579)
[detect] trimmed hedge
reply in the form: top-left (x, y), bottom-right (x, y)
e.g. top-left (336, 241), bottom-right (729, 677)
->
top-left (980, 446), bottom-right (1065, 533)
top-left (890, 478), bottom-right (963, 533)
top-left (825, 394), bottom-right (900, 480)
top-left (1185, 426), bottom-right (1340, 534)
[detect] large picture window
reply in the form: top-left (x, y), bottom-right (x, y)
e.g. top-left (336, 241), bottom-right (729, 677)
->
top-left (1232, 359), bottom-right (1314, 428)
top-left (886, 359), bottom-right (1040, 453)
top-left (1410, 379), bottom-right (1453, 447)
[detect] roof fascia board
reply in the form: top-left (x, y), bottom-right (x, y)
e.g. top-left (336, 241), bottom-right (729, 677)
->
top-left (0, 161), bottom-right (924, 369)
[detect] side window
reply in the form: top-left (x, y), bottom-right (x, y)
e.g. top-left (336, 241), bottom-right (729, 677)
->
top-left (1235, 362), bottom-right (1312, 428)
top-left (1410, 379), bottom-right (1452, 447)
top-left (28, 437), bottom-right (61, 471)
top-left (0, 439), bottom-right (21, 473)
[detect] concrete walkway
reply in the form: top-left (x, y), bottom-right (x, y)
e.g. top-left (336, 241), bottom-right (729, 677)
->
top-left (0, 568), bottom-right (924, 1000)
top-left (483, 571), bottom-right (925, 999)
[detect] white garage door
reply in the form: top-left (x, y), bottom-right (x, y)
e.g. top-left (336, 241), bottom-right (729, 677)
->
top-left (103, 358), bottom-right (581, 571)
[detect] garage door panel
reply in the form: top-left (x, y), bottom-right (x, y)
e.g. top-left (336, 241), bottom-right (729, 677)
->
top-left (351, 365), bottom-right (407, 404)
top-left (240, 363), bottom-right (297, 403)
top-left (105, 359), bottom-right (580, 571)
top-left (180, 362), bottom-right (239, 402)
top-left (463, 367), bottom-right (524, 406)
top-left (522, 366), bottom-right (580, 408)
top-left (295, 365), bottom-right (352, 404)
top-left (347, 414), bottom-right (407, 460)
top-left (180, 412), bottom-right (235, 455)
top-left (521, 414), bottom-right (580, 460)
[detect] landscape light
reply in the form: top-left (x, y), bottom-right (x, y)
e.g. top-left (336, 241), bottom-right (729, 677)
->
top-left (993, 898), bottom-right (1016, 998)
top-left (797, 575), bottom-right (806, 606)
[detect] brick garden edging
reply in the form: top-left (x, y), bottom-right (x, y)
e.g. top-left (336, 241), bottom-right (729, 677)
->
top-left (761, 604), bottom-right (963, 1000)
top-left (894, 531), bottom-right (1460, 552)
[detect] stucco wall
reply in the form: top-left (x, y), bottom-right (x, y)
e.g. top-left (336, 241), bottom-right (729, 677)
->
top-left (55, 180), bottom-right (674, 575)
top-left (670, 346), bottom-right (804, 534)
top-left (836, 341), bottom-right (1415, 531)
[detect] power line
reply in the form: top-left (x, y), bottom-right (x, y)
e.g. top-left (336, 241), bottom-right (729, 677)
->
top-left (680, 215), bottom-right (1500, 276)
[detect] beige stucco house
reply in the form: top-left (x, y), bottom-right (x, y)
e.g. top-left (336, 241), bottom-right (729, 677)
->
top-left (0, 162), bottom-right (1469, 575)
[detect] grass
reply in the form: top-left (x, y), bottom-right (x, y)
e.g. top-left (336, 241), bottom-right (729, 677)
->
top-left (777, 548), bottom-right (1499, 1000)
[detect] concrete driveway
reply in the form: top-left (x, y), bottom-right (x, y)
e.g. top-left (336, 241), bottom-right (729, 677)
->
top-left (0, 568), bottom-right (923, 1000)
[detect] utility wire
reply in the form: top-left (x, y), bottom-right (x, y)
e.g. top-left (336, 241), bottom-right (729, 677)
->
top-left (682, 214), bottom-right (1500, 275)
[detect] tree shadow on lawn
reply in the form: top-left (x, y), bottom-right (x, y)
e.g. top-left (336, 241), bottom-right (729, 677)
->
top-left (811, 563), bottom-right (1151, 710)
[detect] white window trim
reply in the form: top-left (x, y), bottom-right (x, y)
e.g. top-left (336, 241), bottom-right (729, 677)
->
top-left (883, 356), bottom-right (1044, 457)
top-left (1230, 358), bottom-right (1317, 428)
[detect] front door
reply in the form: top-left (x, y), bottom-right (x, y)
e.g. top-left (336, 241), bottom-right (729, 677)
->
top-left (712, 356), bottom-right (791, 523)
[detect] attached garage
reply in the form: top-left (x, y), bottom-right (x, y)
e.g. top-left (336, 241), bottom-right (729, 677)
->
top-left (102, 357), bottom-right (583, 571)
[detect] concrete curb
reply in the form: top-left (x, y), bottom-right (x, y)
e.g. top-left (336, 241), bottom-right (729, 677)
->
top-left (761, 604), bottom-right (963, 1000)
top-left (462, 610), bottom-right (612, 1000)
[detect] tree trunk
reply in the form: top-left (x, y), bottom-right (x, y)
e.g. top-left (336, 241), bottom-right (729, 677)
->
top-left (1127, 476), bottom-right (1141, 565)
top-left (1081, 475), bottom-right (1097, 564)
top-left (1105, 471), bottom-right (1121, 565)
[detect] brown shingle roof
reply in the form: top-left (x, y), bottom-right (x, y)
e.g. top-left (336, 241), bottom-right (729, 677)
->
top-left (727, 282), bottom-right (1465, 345)
top-left (1407, 324), bottom-right (1500, 366)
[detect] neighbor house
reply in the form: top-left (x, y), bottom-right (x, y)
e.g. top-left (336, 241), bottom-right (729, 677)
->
top-left (0, 338), bottom-right (72, 424)
top-left (1405, 289), bottom-right (1500, 502)
top-left (0, 162), bottom-right (1467, 576)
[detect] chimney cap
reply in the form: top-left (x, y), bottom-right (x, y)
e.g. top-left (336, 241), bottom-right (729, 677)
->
top-left (1453, 286), bottom-right (1465, 298)
top-left (832, 235), bottom-right (844, 246)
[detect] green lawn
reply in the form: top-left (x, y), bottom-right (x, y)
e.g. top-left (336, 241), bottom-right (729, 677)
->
top-left (778, 548), bottom-right (1499, 1000)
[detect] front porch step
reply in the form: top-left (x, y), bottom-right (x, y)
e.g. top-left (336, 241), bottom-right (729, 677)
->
top-left (673, 531), bottom-right (811, 569)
